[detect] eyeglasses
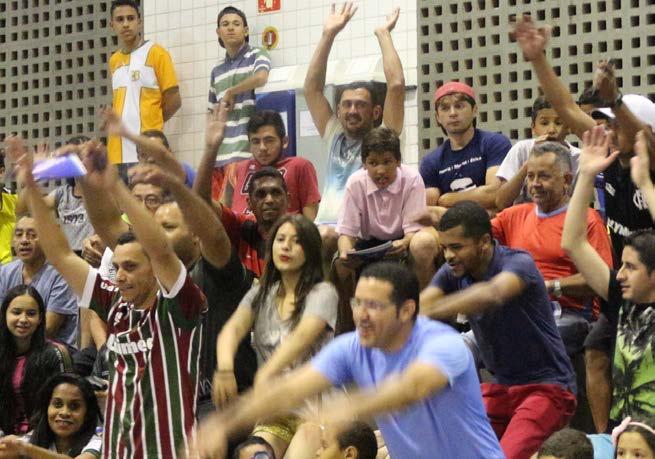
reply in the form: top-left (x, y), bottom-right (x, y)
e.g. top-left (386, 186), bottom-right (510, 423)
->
top-left (252, 453), bottom-right (273, 459)
top-left (350, 297), bottom-right (395, 312)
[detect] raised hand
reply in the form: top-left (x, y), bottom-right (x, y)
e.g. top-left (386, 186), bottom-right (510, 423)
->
top-left (324, 2), bottom-right (358, 37)
top-left (631, 129), bottom-right (654, 189)
top-left (511, 15), bottom-right (550, 61)
top-left (206, 101), bottom-right (229, 151)
top-left (78, 140), bottom-right (117, 189)
top-left (593, 60), bottom-right (619, 104)
top-left (579, 125), bottom-right (620, 176)
top-left (32, 142), bottom-right (50, 163)
top-left (98, 106), bottom-right (126, 137)
top-left (376, 7), bottom-right (400, 34)
top-left (128, 163), bottom-right (178, 189)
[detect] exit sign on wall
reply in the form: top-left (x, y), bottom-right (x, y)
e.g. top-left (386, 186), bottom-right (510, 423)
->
top-left (258, 0), bottom-right (281, 13)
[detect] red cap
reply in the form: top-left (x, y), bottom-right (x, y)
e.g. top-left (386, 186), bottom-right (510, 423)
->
top-left (434, 81), bottom-right (476, 104)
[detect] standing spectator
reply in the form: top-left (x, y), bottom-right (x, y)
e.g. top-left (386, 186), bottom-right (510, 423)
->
top-left (303, 4), bottom-right (405, 259)
top-left (0, 286), bottom-right (71, 437)
top-left (214, 215), bottom-right (337, 458)
top-left (18, 142), bottom-right (206, 459)
top-left (107, 0), bottom-right (180, 164)
top-left (0, 216), bottom-right (79, 348)
top-left (562, 126), bottom-right (655, 430)
top-left (411, 81), bottom-right (511, 288)
top-left (195, 263), bottom-right (504, 459)
top-left (231, 110), bottom-right (320, 220)
top-left (421, 201), bottom-right (576, 459)
top-left (209, 5), bottom-right (271, 201)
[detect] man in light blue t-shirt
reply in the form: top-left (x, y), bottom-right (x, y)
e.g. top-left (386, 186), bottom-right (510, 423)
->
top-left (195, 262), bottom-right (503, 459)
top-left (0, 216), bottom-right (78, 347)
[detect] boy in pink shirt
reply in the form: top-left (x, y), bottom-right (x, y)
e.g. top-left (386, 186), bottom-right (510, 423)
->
top-left (334, 127), bottom-right (426, 332)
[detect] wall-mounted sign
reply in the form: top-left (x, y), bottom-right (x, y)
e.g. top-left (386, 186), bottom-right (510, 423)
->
top-left (258, 0), bottom-right (281, 14)
top-left (262, 26), bottom-right (279, 50)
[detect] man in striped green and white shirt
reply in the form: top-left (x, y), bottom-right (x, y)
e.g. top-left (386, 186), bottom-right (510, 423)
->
top-left (209, 6), bottom-right (271, 167)
top-left (19, 145), bottom-right (207, 459)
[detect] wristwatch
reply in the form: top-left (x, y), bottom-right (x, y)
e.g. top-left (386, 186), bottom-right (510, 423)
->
top-left (552, 280), bottom-right (563, 298)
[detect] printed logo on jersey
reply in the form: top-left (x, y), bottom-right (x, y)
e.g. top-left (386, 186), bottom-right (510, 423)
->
top-left (130, 70), bottom-right (141, 81)
top-left (106, 334), bottom-right (154, 355)
top-left (633, 190), bottom-right (650, 211)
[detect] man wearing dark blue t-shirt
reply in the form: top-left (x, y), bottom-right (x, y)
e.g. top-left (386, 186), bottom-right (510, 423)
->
top-left (410, 81), bottom-right (511, 288)
top-left (420, 201), bottom-right (576, 459)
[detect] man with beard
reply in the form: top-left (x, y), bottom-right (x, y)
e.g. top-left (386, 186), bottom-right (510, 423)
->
top-left (410, 82), bottom-right (511, 288)
top-left (303, 3), bottom-right (405, 257)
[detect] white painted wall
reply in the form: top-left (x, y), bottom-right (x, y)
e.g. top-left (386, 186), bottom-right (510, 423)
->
top-left (143, 0), bottom-right (419, 167)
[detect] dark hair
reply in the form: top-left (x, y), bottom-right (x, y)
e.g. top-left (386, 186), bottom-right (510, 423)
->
top-left (252, 215), bottom-right (324, 326)
top-left (335, 81), bottom-right (379, 108)
top-left (361, 128), bottom-right (401, 163)
top-left (247, 167), bottom-right (287, 196)
top-left (531, 96), bottom-right (554, 123)
top-left (141, 130), bottom-right (170, 150)
top-left (247, 110), bottom-right (286, 139)
top-left (29, 373), bottom-right (102, 457)
top-left (216, 6), bottom-right (249, 48)
top-left (360, 262), bottom-right (420, 320)
top-left (233, 436), bottom-right (275, 459)
top-left (624, 230), bottom-right (655, 273)
top-left (615, 417), bottom-right (655, 457)
top-left (538, 428), bottom-right (593, 459)
top-left (577, 87), bottom-right (598, 106)
top-left (438, 201), bottom-right (492, 240)
top-left (336, 421), bottom-right (378, 459)
top-left (0, 285), bottom-right (48, 435)
top-left (116, 231), bottom-right (138, 246)
top-left (110, 0), bottom-right (140, 18)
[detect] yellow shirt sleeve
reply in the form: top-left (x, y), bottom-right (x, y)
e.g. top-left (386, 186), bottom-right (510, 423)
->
top-left (149, 44), bottom-right (178, 93)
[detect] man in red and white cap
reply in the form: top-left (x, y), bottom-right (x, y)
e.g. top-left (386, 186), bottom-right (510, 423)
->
top-left (410, 81), bottom-right (512, 288)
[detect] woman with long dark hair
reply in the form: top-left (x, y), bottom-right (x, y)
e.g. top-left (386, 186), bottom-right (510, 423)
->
top-left (0, 373), bottom-right (102, 458)
top-left (0, 285), bottom-right (71, 437)
top-left (214, 214), bottom-right (338, 458)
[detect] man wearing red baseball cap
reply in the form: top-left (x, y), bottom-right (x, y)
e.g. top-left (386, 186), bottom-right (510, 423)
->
top-left (409, 80), bottom-right (512, 288)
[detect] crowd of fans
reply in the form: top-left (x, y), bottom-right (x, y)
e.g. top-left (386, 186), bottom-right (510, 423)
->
top-left (1, 1), bottom-right (655, 458)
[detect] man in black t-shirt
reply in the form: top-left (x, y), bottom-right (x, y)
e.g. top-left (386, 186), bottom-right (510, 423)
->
top-left (562, 126), bottom-right (655, 429)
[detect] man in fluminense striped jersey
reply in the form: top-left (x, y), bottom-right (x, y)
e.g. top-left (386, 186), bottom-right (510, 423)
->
top-left (18, 144), bottom-right (207, 459)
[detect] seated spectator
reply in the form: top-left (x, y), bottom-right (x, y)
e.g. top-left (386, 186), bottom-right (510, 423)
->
top-left (231, 110), bottom-right (320, 220)
top-left (562, 127), bottom-right (655, 430)
top-left (0, 285), bottom-right (72, 437)
top-left (195, 263), bottom-right (504, 459)
top-left (0, 216), bottom-right (79, 347)
top-left (492, 141), bottom-right (613, 352)
top-left (411, 81), bottom-right (511, 288)
top-left (214, 214), bottom-right (338, 459)
top-left (334, 127), bottom-right (425, 332)
top-left (232, 436), bottom-right (275, 459)
top-left (612, 417), bottom-right (655, 459)
top-left (495, 97), bottom-right (581, 210)
top-left (421, 201), bottom-right (577, 459)
top-left (535, 428), bottom-right (594, 459)
top-left (0, 373), bottom-right (102, 458)
top-left (316, 421), bottom-right (377, 459)
top-left (195, 105), bottom-right (290, 279)
top-left (0, 148), bottom-right (18, 265)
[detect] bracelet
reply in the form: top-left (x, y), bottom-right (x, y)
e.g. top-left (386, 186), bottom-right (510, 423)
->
top-left (605, 91), bottom-right (623, 109)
